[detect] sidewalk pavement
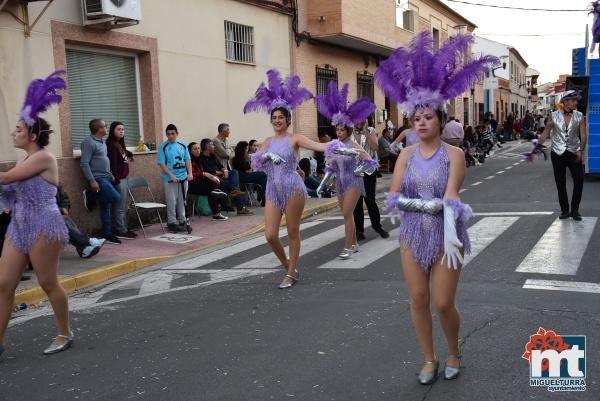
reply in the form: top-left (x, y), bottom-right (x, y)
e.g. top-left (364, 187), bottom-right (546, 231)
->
top-left (15, 175), bottom-right (392, 306)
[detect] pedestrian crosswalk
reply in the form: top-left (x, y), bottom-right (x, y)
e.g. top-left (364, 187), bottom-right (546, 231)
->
top-left (104, 214), bottom-right (598, 300)
top-left (12, 212), bottom-right (599, 326)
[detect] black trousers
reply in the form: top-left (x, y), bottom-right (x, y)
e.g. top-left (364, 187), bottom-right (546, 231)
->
top-left (550, 150), bottom-right (584, 213)
top-left (353, 171), bottom-right (382, 233)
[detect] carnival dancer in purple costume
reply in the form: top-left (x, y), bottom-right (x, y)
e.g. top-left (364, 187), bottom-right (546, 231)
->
top-left (590, 1), bottom-right (600, 56)
top-left (376, 32), bottom-right (498, 384)
top-left (244, 70), bottom-right (329, 289)
top-left (316, 81), bottom-right (377, 259)
top-left (0, 71), bottom-right (73, 358)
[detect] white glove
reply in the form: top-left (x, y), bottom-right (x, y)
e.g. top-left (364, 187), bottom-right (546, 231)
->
top-left (441, 203), bottom-right (463, 270)
top-left (261, 151), bottom-right (286, 165)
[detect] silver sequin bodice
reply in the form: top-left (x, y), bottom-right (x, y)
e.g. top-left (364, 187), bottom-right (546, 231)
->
top-left (550, 110), bottom-right (583, 155)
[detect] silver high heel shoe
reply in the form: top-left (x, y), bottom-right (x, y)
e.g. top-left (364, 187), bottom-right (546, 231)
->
top-left (43, 331), bottom-right (74, 355)
top-left (278, 273), bottom-right (298, 289)
top-left (444, 354), bottom-right (461, 380)
top-left (350, 244), bottom-right (359, 253)
top-left (339, 248), bottom-right (352, 259)
top-left (418, 359), bottom-right (439, 385)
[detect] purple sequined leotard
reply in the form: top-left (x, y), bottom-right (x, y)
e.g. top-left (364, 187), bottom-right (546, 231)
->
top-left (1, 176), bottom-right (67, 254)
top-left (330, 139), bottom-right (365, 197)
top-left (261, 135), bottom-right (307, 212)
top-left (400, 144), bottom-right (470, 271)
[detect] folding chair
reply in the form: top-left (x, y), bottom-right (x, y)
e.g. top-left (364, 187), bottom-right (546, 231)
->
top-left (127, 177), bottom-right (167, 237)
top-left (241, 182), bottom-right (263, 207)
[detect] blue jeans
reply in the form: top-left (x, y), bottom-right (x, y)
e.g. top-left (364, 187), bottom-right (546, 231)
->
top-left (92, 176), bottom-right (121, 237)
top-left (219, 170), bottom-right (245, 209)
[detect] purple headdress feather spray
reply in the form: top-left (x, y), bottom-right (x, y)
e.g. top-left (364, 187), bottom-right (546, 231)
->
top-left (315, 80), bottom-right (376, 127)
top-left (589, 1), bottom-right (600, 52)
top-left (19, 70), bottom-right (67, 125)
top-left (375, 32), bottom-right (499, 117)
top-left (244, 69), bottom-right (313, 114)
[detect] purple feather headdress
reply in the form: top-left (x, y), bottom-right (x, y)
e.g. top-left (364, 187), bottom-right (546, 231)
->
top-left (589, 1), bottom-right (600, 52)
top-left (316, 81), bottom-right (376, 127)
top-left (375, 32), bottom-right (499, 117)
top-left (19, 70), bottom-right (67, 126)
top-left (243, 69), bottom-right (313, 114)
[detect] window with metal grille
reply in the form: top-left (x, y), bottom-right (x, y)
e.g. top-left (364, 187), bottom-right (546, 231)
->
top-left (316, 66), bottom-right (338, 138)
top-left (357, 72), bottom-right (375, 126)
top-left (224, 21), bottom-right (255, 64)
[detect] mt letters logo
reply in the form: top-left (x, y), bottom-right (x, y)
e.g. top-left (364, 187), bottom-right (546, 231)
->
top-left (522, 327), bottom-right (586, 392)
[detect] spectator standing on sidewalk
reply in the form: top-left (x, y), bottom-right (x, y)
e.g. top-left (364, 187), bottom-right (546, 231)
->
top-left (157, 124), bottom-right (193, 233)
top-left (353, 120), bottom-right (389, 240)
top-left (56, 185), bottom-right (105, 258)
top-left (81, 119), bottom-right (122, 244)
top-left (213, 123), bottom-right (233, 169)
top-left (106, 121), bottom-right (137, 240)
top-left (504, 112), bottom-right (514, 141)
top-left (378, 128), bottom-right (399, 163)
top-left (441, 117), bottom-right (464, 147)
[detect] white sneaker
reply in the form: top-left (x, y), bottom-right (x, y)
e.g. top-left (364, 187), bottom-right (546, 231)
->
top-left (89, 237), bottom-right (105, 247)
top-left (81, 245), bottom-right (100, 259)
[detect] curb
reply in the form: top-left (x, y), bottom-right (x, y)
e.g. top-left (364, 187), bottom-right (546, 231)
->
top-left (14, 199), bottom-right (339, 307)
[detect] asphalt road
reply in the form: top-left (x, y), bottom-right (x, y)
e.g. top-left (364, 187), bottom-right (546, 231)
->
top-left (2, 141), bottom-right (599, 401)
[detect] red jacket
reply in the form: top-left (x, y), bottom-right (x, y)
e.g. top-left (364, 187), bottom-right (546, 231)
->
top-left (107, 139), bottom-right (131, 184)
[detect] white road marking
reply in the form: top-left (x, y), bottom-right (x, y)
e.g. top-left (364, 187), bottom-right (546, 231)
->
top-left (138, 272), bottom-right (174, 295)
top-left (523, 279), bottom-right (600, 294)
top-left (516, 218), bottom-right (597, 275)
top-left (496, 170), bottom-right (505, 174)
top-left (473, 212), bottom-right (553, 216)
top-left (161, 221), bottom-right (323, 270)
top-left (232, 222), bottom-right (371, 269)
top-left (485, 176), bottom-right (495, 180)
top-left (505, 166), bottom-right (513, 170)
top-left (513, 162), bottom-right (520, 166)
top-left (459, 188), bottom-right (468, 194)
top-left (318, 228), bottom-right (400, 269)
top-left (463, 216), bottom-right (520, 266)
top-left (472, 181), bottom-right (483, 186)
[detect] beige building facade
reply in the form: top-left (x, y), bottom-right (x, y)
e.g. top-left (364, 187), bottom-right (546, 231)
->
top-left (0, 0), bottom-right (292, 230)
top-left (290, 0), bottom-right (476, 139)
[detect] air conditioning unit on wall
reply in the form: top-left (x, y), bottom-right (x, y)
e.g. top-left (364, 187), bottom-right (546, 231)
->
top-left (82, 0), bottom-right (142, 29)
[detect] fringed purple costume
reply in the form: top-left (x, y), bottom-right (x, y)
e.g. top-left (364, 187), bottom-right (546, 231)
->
top-left (398, 145), bottom-right (470, 271)
top-left (252, 136), bottom-right (307, 212)
top-left (1, 176), bottom-right (67, 254)
top-left (326, 140), bottom-right (365, 197)
top-left (590, 1), bottom-right (600, 53)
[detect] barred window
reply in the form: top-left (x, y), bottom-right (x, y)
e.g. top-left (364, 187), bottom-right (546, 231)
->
top-left (357, 72), bottom-right (375, 126)
top-left (224, 21), bottom-right (255, 64)
top-left (316, 66), bottom-right (338, 138)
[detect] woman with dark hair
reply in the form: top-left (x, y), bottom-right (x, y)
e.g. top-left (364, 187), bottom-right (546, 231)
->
top-left (378, 32), bottom-right (497, 384)
top-left (107, 121), bottom-right (136, 239)
top-left (298, 158), bottom-right (322, 198)
top-left (188, 142), bottom-right (228, 221)
top-left (248, 139), bottom-right (259, 154)
top-left (231, 141), bottom-right (267, 206)
top-left (0, 71), bottom-right (72, 357)
top-left (244, 70), bottom-right (328, 289)
top-left (316, 81), bottom-right (376, 258)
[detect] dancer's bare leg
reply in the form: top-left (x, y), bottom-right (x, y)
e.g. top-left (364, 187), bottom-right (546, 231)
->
top-left (341, 188), bottom-right (361, 248)
top-left (281, 195), bottom-right (305, 285)
top-left (401, 246), bottom-right (436, 374)
top-left (29, 238), bottom-right (70, 344)
top-left (431, 255), bottom-right (462, 368)
top-left (0, 241), bottom-right (28, 347)
top-left (264, 201), bottom-right (288, 269)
